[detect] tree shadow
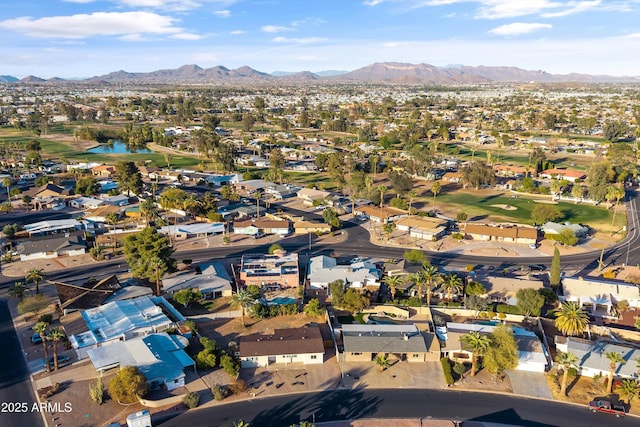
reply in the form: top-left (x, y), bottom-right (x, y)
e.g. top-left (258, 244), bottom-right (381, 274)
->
top-left (469, 407), bottom-right (553, 427)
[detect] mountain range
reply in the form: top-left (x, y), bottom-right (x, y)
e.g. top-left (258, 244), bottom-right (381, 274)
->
top-left (4, 62), bottom-right (640, 84)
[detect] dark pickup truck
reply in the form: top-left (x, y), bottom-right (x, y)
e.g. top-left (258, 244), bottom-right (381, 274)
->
top-left (588, 399), bottom-right (626, 417)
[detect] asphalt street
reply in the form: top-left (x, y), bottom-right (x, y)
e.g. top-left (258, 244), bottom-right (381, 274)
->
top-left (157, 388), bottom-right (639, 427)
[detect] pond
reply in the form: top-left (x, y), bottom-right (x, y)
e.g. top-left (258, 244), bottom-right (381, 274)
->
top-left (87, 140), bottom-right (153, 154)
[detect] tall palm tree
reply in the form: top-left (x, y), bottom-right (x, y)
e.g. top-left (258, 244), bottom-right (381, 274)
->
top-left (232, 421), bottom-right (250, 427)
top-left (139, 197), bottom-right (158, 225)
top-left (25, 268), bottom-right (46, 294)
top-left (384, 275), bottom-right (403, 301)
top-left (2, 176), bottom-right (11, 201)
top-left (460, 331), bottom-right (490, 376)
top-left (431, 181), bottom-right (441, 213)
top-left (254, 191), bottom-right (262, 218)
top-left (555, 351), bottom-right (579, 396)
top-left (48, 327), bottom-right (65, 371)
top-left (420, 263), bottom-right (442, 306)
top-left (615, 378), bottom-right (640, 404)
top-left (605, 351), bottom-right (626, 394)
top-left (8, 281), bottom-right (27, 301)
top-left (407, 190), bottom-right (417, 215)
top-left (377, 185), bottom-right (387, 208)
top-left (105, 212), bottom-right (119, 253)
top-left (231, 290), bottom-right (254, 327)
top-left (34, 321), bottom-right (50, 373)
top-left (554, 302), bottom-right (589, 337)
top-left (608, 185), bottom-right (625, 231)
top-left (441, 273), bottom-right (463, 302)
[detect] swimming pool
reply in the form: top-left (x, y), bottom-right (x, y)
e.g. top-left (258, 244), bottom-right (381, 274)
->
top-left (265, 297), bottom-right (297, 305)
top-left (368, 315), bottom-right (405, 325)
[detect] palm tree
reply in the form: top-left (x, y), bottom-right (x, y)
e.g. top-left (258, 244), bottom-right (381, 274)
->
top-left (105, 212), bottom-right (119, 253)
top-left (232, 421), bottom-right (250, 427)
top-left (460, 331), bottom-right (490, 376)
top-left (431, 181), bottom-right (441, 213)
top-left (254, 191), bottom-right (262, 218)
top-left (375, 353), bottom-right (391, 372)
top-left (441, 273), bottom-right (463, 302)
top-left (25, 268), bottom-right (46, 294)
top-left (384, 275), bottom-right (403, 300)
top-left (608, 185), bottom-right (625, 231)
top-left (615, 378), bottom-right (640, 404)
top-left (48, 327), bottom-right (65, 371)
top-left (139, 197), bottom-right (158, 225)
top-left (148, 256), bottom-right (164, 296)
top-left (8, 281), bottom-right (27, 301)
top-left (554, 302), bottom-right (589, 337)
top-left (420, 263), bottom-right (442, 306)
top-left (555, 351), bottom-right (579, 396)
top-left (605, 351), bottom-right (626, 394)
top-left (407, 190), bottom-right (417, 215)
top-left (2, 176), bottom-right (11, 201)
top-left (34, 321), bottom-right (50, 373)
top-left (377, 185), bottom-right (387, 208)
top-left (231, 290), bottom-right (254, 327)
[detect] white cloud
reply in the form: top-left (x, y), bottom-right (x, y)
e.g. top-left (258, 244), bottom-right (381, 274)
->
top-left (0, 12), bottom-right (182, 39)
top-left (363, 0), bottom-right (386, 5)
top-left (230, 30), bottom-right (247, 35)
top-left (172, 33), bottom-right (204, 40)
top-left (291, 18), bottom-right (326, 27)
top-left (261, 25), bottom-right (291, 33)
top-left (541, 0), bottom-right (601, 17)
top-left (272, 36), bottom-right (328, 44)
top-left (214, 10), bottom-right (232, 18)
top-left (488, 22), bottom-right (552, 35)
top-left (62, 0), bottom-right (96, 3)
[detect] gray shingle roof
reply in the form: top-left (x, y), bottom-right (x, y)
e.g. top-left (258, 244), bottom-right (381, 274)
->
top-left (567, 338), bottom-right (640, 377)
top-left (342, 325), bottom-right (428, 354)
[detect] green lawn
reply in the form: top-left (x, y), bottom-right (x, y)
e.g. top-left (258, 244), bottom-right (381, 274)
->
top-left (438, 192), bottom-right (617, 227)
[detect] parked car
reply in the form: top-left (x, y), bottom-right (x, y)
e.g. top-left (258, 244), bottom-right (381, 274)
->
top-left (528, 264), bottom-right (546, 271)
top-left (44, 354), bottom-right (70, 368)
top-left (588, 399), bottom-right (626, 417)
top-left (31, 332), bottom-right (49, 344)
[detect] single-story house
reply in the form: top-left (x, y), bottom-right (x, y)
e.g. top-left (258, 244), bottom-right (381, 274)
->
top-left (91, 164), bottom-right (116, 178)
top-left (463, 223), bottom-right (538, 245)
top-left (340, 324), bottom-right (433, 363)
top-left (555, 337), bottom-right (640, 380)
top-left (17, 234), bottom-right (87, 261)
top-left (394, 216), bottom-right (448, 241)
top-left (69, 196), bottom-right (104, 210)
top-left (542, 222), bottom-right (589, 238)
top-left (354, 206), bottom-right (408, 224)
top-left (87, 332), bottom-right (195, 391)
top-left (162, 261), bottom-right (233, 299)
top-left (24, 219), bottom-right (84, 237)
top-left (539, 168), bottom-right (586, 182)
top-left (69, 295), bottom-right (184, 360)
top-left (296, 188), bottom-right (330, 206)
top-left (308, 255), bottom-right (381, 292)
top-left (442, 322), bottom-right (548, 373)
top-left (472, 273), bottom-right (545, 306)
top-left (239, 326), bottom-right (325, 368)
top-left (158, 223), bottom-right (225, 240)
top-left (233, 219), bottom-right (291, 236)
top-left (239, 251), bottom-right (300, 288)
top-left (561, 276), bottom-right (640, 316)
top-left (293, 221), bottom-right (332, 235)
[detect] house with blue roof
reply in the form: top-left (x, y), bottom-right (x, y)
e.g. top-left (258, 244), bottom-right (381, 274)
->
top-left (87, 332), bottom-right (195, 391)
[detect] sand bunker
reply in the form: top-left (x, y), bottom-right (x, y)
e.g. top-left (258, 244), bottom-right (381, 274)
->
top-left (533, 199), bottom-right (558, 204)
top-left (490, 204), bottom-right (518, 211)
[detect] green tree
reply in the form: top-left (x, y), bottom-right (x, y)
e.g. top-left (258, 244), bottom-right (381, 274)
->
top-left (48, 327), bottom-right (66, 371)
top-left (555, 351), bottom-right (579, 396)
top-left (377, 185), bottom-right (387, 208)
top-left (516, 288), bottom-right (545, 317)
top-left (114, 161), bottom-right (143, 196)
top-left (554, 302), bottom-right (589, 337)
top-left (34, 321), bottom-right (51, 373)
top-left (139, 197), bottom-right (158, 224)
top-left (2, 223), bottom-right (19, 239)
top-left (322, 208), bottom-right (341, 228)
top-left (531, 204), bottom-right (563, 224)
top-left (550, 247), bottom-right (561, 287)
top-left (304, 298), bottom-right (324, 317)
top-left (553, 228), bottom-right (579, 246)
top-left (461, 161), bottom-right (496, 190)
top-left (25, 267), bottom-right (45, 294)
top-left (375, 353), bottom-right (391, 372)
top-left (122, 227), bottom-right (176, 283)
top-left (431, 181), bottom-right (441, 212)
top-left (441, 273), bottom-right (463, 302)
top-left (2, 176), bottom-right (11, 201)
top-left (268, 243), bottom-right (283, 254)
top-left (403, 249), bottom-right (425, 264)
top-left (341, 288), bottom-right (368, 314)
top-left (231, 290), bottom-right (254, 327)
top-left (173, 289), bottom-right (203, 308)
top-left (483, 324), bottom-right (519, 380)
top-left (8, 281), bottom-right (27, 301)
top-left (75, 176), bottom-right (100, 196)
top-left (460, 331), bottom-right (491, 377)
top-left (465, 281), bottom-right (487, 297)
top-left (108, 366), bottom-right (149, 404)
top-left (329, 280), bottom-right (345, 307)
top-left (615, 379), bottom-right (640, 404)
top-left (605, 351), bottom-right (626, 394)
top-left (413, 264), bottom-right (442, 306)
top-left (603, 120), bottom-right (630, 142)
top-left (89, 378), bottom-right (104, 405)
top-left (384, 275), bottom-right (403, 300)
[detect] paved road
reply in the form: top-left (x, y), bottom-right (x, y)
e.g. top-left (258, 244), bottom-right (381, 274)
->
top-left (0, 299), bottom-right (44, 427)
top-left (157, 388), bottom-right (638, 427)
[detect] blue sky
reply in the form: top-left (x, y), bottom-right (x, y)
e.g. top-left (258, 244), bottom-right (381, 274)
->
top-left (1, 0), bottom-right (640, 79)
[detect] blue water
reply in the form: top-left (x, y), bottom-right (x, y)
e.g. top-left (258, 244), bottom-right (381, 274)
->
top-left (369, 315), bottom-right (405, 325)
top-left (475, 320), bottom-right (501, 326)
top-left (266, 297), bottom-right (297, 305)
top-left (88, 140), bottom-right (153, 154)
top-left (474, 321), bottom-right (530, 335)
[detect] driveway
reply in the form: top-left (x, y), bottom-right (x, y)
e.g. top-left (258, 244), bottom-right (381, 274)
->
top-left (507, 370), bottom-right (553, 399)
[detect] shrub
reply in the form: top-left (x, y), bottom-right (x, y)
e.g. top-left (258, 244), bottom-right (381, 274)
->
top-left (183, 391), bottom-right (200, 408)
top-left (453, 363), bottom-right (467, 377)
top-left (602, 270), bottom-right (616, 279)
top-left (451, 232), bottom-right (464, 240)
top-left (496, 304), bottom-right (523, 315)
top-left (195, 350), bottom-right (217, 369)
top-left (228, 379), bottom-right (247, 395)
top-left (220, 352), bottom-right (239, 378)
top-left (38, 314), bottom-right (53, 324)
top-left (89, 378), bottom-right (104, 405)
top-left (108, 366), bottom-right (148, 404)
top-left (211, 384), bottom-right (228, 401)
top-left (441, 358), bottom-right (455, 385)
top-left (184, 320), bottom-right (198, 334)
top-left (567, 367), bottom-right (578, 377)
top-left (182, 259), bottom-right (192, 265)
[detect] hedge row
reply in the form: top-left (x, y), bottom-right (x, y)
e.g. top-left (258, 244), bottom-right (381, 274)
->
top-left (496, 304), bottom-right (524, 315)
top-left (441, 357), bottom-right (455, 385)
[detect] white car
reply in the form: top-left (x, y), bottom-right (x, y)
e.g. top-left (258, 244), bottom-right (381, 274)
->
top-left (529, 243), bottom-right (538, 249)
